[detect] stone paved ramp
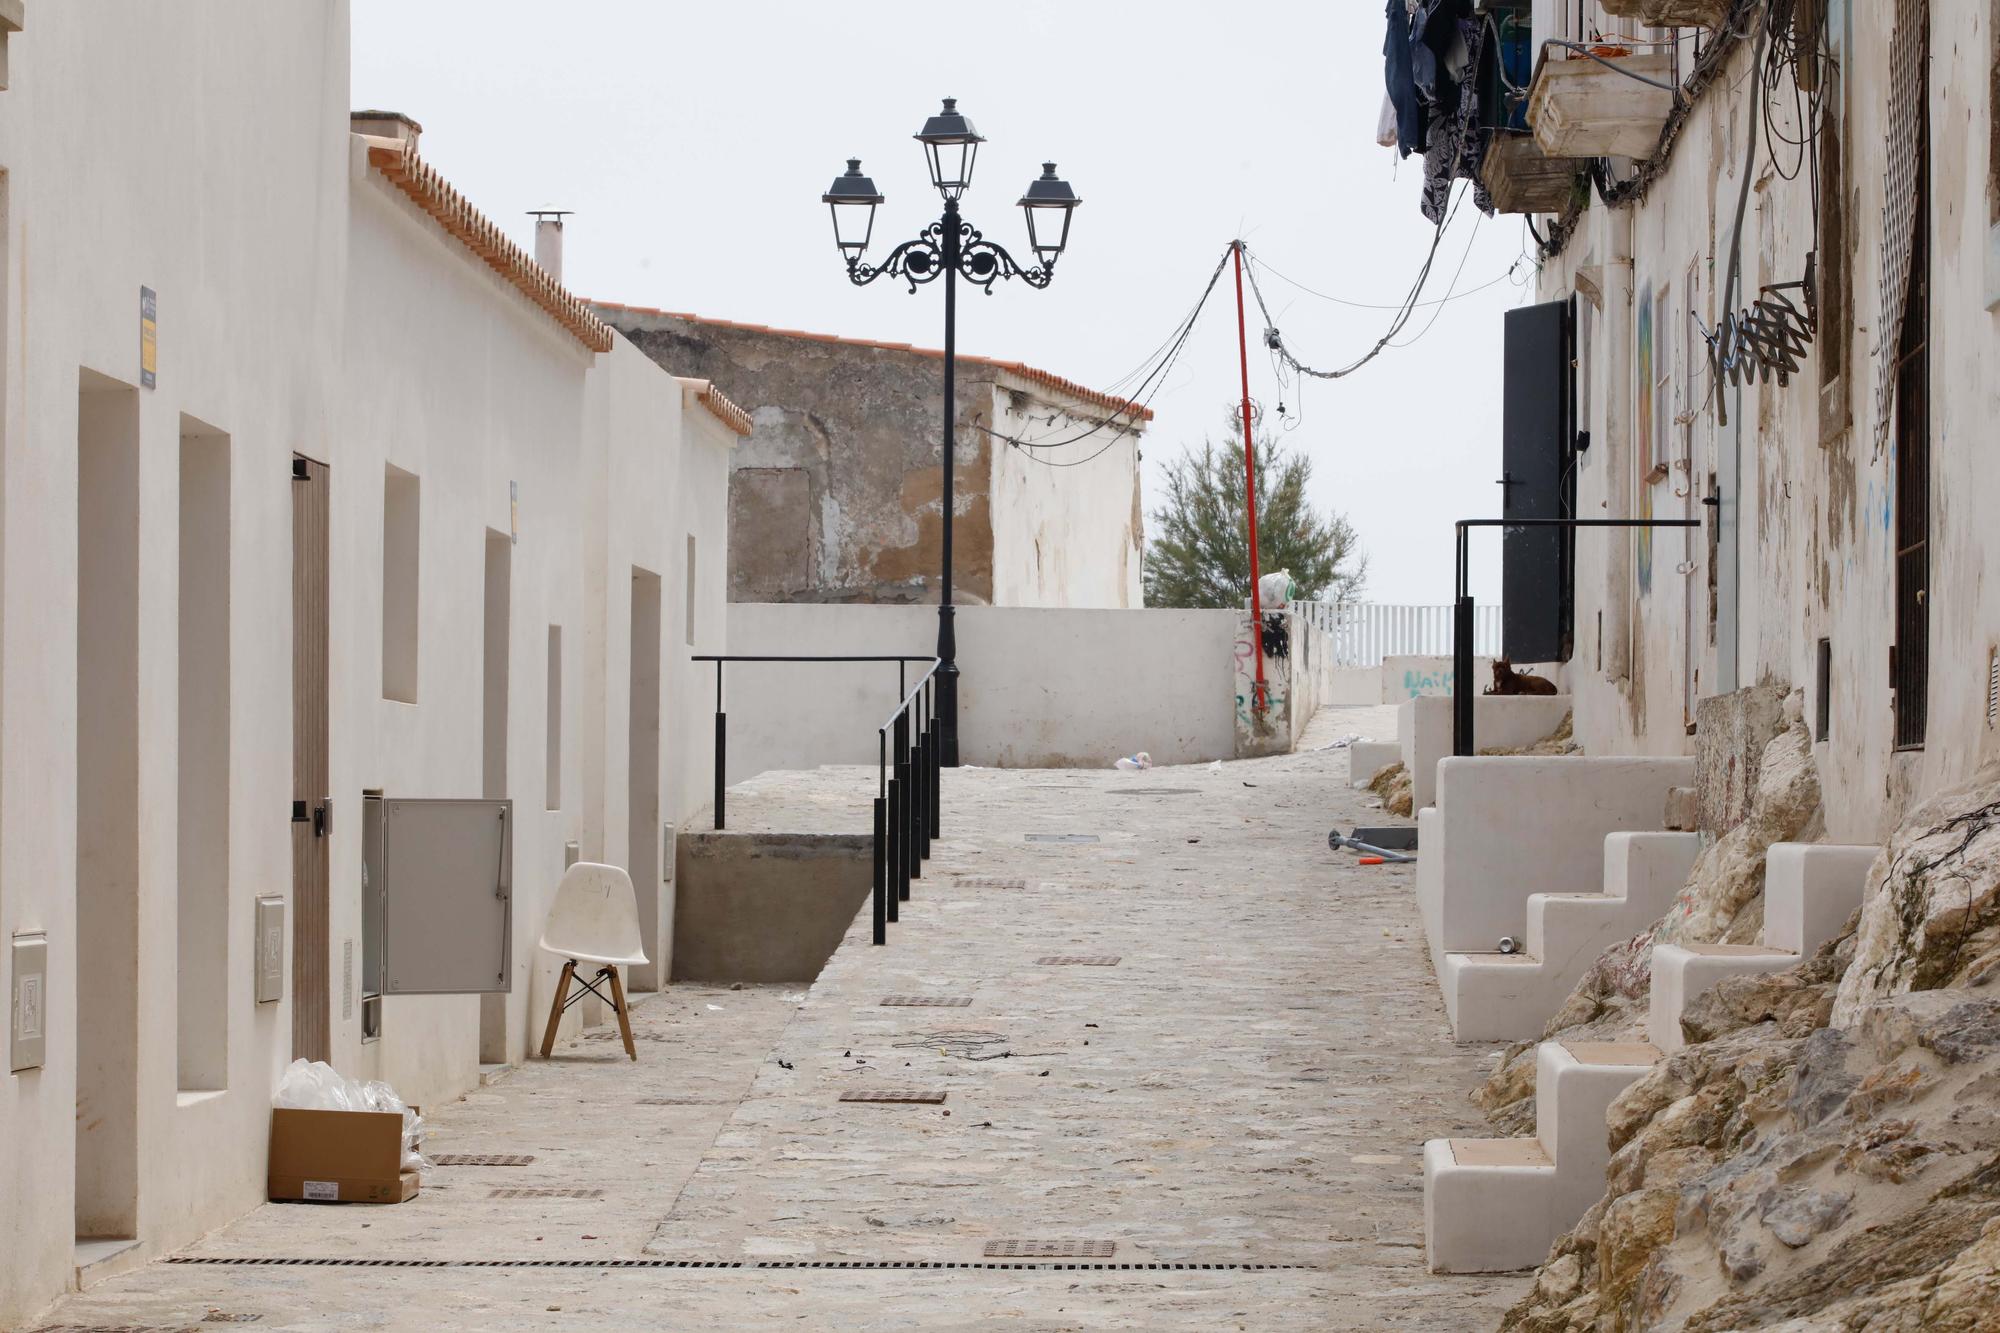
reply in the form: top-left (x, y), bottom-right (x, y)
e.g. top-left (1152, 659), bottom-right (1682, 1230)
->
top-left (33, 707), bottom-right (1525, 1331)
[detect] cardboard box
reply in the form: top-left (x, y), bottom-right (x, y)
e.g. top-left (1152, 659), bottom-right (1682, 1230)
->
top-left (269, 1107), bottom-right (420, 1204)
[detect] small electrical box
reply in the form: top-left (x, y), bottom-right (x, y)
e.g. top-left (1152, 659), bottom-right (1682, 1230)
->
top-left (10, 931), bottom-right (47, 1073)
top-left (255, 896), bottom-right (286, 1004)
top-left (364, 796), bottom-right (513, 996)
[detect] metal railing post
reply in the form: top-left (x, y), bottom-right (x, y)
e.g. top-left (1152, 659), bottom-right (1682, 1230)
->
top-left (928, 713), bottom-right (941, 841)
top-left (895, 711), bottom-right (917, 885)
top-left (713, 662), bottom-right (726, 830)
top-left (871, 795), bottom-right (887, 945)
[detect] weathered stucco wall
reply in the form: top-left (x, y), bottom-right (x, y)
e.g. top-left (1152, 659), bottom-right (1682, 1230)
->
top-left (986, 374), bottom-right (1143, 608)
top-left (599, 307), bottom-right (1146, 609)
top-left (1541, 0), bottom-right (2000, 841)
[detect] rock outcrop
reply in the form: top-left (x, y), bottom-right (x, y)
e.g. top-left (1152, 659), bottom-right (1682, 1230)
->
top-left (1495, 760), bottom-right (2000, 1331)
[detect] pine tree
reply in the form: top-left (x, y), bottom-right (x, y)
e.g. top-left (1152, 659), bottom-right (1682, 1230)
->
top-left (1142, 408), bottom-right (1367, 609)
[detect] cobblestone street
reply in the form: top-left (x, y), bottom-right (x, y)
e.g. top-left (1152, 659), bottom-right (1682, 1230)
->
top-left (35, 708), bottom-right (1527, 1331)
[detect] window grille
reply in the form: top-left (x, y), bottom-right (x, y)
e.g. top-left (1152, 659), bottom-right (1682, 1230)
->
top-left (1892, 49), bottom-right (1931, 751)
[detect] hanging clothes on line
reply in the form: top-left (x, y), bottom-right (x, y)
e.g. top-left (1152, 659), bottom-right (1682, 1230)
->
top-left (1420, 11), bottom-right (1499, 224)
top-left (1381, 0), bottom-right (1427, 159)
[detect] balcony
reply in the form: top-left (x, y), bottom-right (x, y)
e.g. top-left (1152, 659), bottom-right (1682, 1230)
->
top-left (1597, 0), bottom-right (1728, 25)
top-left (1526, 47), bottom-right (1678, 160)
top-left (1481, 133), bottom-right (1586, 215)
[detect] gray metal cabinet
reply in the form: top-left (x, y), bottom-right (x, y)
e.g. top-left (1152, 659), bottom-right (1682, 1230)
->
top-left (362, 796), bottom-right (513, 996)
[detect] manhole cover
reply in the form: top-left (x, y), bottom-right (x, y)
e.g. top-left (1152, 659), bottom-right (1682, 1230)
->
top-left (838, 1088), bottom-right (948, 1104)
top-left (1026, 833), bottom-right (1099, 844)
top-left (880, 995), bottom-right (972, 1007)
top-left (489, 1188), bottom-right (604, 1200)
top-left (983, 1239), bottom-right (1117, 1259)
top-left (1036, 955), bottom-right (1121, 966)
top-left (431, 1154), bottom-right (536, 1166)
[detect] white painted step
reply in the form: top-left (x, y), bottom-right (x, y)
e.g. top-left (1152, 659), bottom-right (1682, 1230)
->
top-left (1424, 1039), bottom-right (1659, 1273)
top-left (1419, 755), bottom-right (1695, 971)
top-left (1348, 739), bottom-right (1401, 787)
top-left (1647, 842), bottom-right (1878, 1053)
top-left (1647, 944), bottom-right (1798, 1053)
top-left (1439, 832), bottom-right (1698, 1043)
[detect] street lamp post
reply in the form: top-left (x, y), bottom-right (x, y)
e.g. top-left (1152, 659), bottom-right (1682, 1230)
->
top-left (822, 99), bottom-right (1080, 767)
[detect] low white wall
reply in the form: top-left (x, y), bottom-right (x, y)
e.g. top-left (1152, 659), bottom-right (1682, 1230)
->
top-left (720, 604), bottom-right (1240, 782)
top-left (1400, 695), bottom-right (1574, 810)
top-left (1382, 655), bottom-right (1497, 703)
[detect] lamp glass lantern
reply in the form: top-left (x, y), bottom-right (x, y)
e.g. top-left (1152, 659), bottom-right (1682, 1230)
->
top-left (822, 158), bottom-right (885, 258)
top-left (914, 97), bottom-right (984, 200)
top-left (1017, 162), bottom-right (1081, 263)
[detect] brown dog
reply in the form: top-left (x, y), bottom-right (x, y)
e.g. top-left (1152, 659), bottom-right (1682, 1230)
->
top-left (1485, 658), bottom-right (1559, 696)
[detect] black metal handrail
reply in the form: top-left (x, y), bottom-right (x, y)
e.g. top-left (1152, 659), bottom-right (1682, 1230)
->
top-left (872, 659), bottom-right (943, 947)
top-left (1452, 516), bottom-right (1706, 756)
top-left (693, 655), bottom-right (935, 831)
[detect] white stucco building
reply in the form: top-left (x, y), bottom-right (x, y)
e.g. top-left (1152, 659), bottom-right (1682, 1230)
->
top-left (0, 4), bottom-right (745, 1322)
top-left (1479, 0), bottom-right (1997, 838)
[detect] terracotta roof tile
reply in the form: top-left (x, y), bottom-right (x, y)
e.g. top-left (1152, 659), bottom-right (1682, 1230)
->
top-left (677, 378), bottom-right (753, 438)
top-left (365, 140), bottom-right (614, 354)
top-left (589, 301), bottom-right (1154, 424)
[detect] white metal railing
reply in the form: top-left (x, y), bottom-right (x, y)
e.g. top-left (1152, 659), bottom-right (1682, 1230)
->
top-left (1292, 601), bottom-right (1503, 668)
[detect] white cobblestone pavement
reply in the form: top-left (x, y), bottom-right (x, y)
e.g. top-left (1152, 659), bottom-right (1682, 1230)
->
top-left (32, 706), bottom-right (1528, 1331)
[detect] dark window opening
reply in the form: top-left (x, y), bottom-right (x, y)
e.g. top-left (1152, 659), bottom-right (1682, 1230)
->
top-left (1815, 637), bottom-right (1832, 742)
top-left (1893, 55), bottom-right (1931, 751)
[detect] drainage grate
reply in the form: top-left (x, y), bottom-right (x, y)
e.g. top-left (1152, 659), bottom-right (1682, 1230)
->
top-left (431, 1154), bottom-right (536, 1167)
top-left (838, 1088), bottom-right (947, 1104)
top-left (488, 1188), bottom-right (604, 1200)
top-left (952, 876), bottom-right (1027, 890)
top-left (1107, 788), bottom-right (1200, 797)
top-left (637, 1096), bottom-right (726, 1106)
top-left (163, 1255), bottom-right (1314, 1272)
top-left (203, 1319), bottom-right (264, 1326)
top-left (879, 995), bottom-right (972, 1007)
top-left (984, 1239), bottom-right (1116, 1259)
top-left (1036, 955), bottom-right (1121, 967)
top-left (1026, 834), bottom-right (1099, 844)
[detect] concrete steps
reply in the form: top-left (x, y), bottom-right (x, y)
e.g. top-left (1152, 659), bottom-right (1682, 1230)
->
top-left (1424, 1039), bottom-right (1660, 1273)
top-left (1426, 842), bottom-right (1879, 1271)
top-left (1647, 842), bottom-right (1877, 1053)
top-left (1417, 756), bottom-right (1694, 977)
top-left (1436, 828), bottom-right (1699, 1042)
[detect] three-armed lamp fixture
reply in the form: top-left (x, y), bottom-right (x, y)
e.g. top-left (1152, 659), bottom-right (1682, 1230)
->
top-left (820, 99), bottom-right (1080, 767)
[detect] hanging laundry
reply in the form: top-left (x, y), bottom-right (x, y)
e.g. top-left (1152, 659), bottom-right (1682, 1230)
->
top-left (1376, 93), bottom-right (1400, 149)
top-left (1382, 0), bottom-right (1427, 158)
top-left (1421, 14), bottom-right (1498, 224)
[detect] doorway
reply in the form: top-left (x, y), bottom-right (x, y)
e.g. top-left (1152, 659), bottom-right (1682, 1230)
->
top-left (479, 530), bottom-right (512, 1063)
top-left (75, 370), bottom-right (140, 1246)
top-left (291, 455), bottom-right (331, 1063)
top-left (627, 568), bottom-right (663, 991)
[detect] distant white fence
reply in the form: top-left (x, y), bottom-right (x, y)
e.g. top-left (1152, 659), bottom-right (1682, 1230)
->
top-left (1293, 601), bottom-right (1502, 668)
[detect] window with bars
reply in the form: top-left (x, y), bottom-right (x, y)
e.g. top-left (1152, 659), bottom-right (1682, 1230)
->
top-left (1892, 40), bottom-right (1931, 751)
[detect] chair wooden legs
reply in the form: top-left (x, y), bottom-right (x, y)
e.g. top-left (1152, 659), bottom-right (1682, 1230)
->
top-left (539, 959), bottom-right (577, 1059)
top-left (536, 959), bottom-right (636, 1061)
top-left (606, 966), bottom-right (637, 1061)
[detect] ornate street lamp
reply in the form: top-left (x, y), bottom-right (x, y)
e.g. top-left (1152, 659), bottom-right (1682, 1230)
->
top-left (821, 98), bottom-right (1080, 767)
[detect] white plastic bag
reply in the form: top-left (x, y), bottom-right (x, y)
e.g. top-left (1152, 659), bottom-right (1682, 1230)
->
top-left (1257, 569), bottom-right (1294, 608)
top-left (1113, 751), bottom-right (1153, 771)
top-left (273, 1059), bottom-right (429, 1173)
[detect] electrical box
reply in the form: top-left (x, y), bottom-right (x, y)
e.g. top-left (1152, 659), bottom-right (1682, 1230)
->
top-left (10, 931), bottom-right (46, 1073)
top-left (364, 796), bottom-right (513, 995)
top-left (255, 896), bottom-right (286, 1003)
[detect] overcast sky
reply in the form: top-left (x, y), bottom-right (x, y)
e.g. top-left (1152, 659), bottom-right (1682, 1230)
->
top-left (351, 0), bottom-right (1527, 604)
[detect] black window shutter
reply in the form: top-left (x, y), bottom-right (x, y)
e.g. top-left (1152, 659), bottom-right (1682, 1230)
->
top-left (1500, 299), bottom-right (1575, 664)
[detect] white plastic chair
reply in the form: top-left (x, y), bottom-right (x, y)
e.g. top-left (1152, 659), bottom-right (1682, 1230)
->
top-left (537, 862), bottom-right (650, 1060)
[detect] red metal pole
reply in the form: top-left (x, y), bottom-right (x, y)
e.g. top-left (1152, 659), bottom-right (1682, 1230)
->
top-left (1233, 241), bottom-right (1267, 712)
